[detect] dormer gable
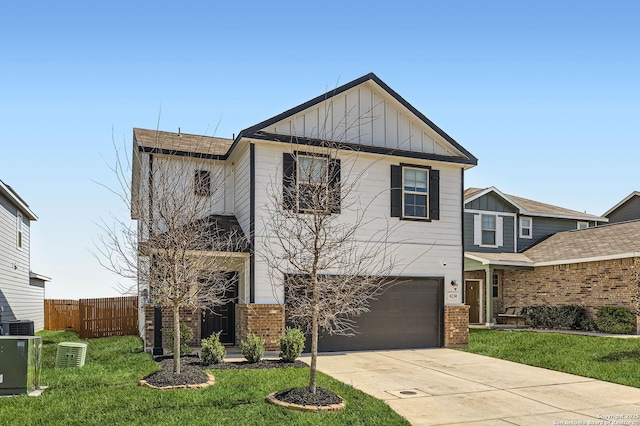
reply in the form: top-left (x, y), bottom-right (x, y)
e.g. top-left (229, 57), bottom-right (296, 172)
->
top-left (237, 73), bottom-right (477, 166)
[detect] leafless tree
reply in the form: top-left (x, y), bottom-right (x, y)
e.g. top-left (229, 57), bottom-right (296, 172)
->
top-left (95, 129), bottom-right (247, 374)
top-left (261, 114), bottom-right (412, 393)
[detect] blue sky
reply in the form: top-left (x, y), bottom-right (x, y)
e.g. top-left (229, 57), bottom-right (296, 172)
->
top-left (1, 1), bottom-right (638, 298)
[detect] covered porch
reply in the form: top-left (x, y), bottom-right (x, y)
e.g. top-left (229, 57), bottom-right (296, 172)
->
top-left (464, 252), bottom-right (533, 326)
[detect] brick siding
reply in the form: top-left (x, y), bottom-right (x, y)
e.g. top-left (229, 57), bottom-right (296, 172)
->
top-left (444, 305), bottom-right (469, 347)
top-left (502, 257), bottom-right (640, 320)
top-left (236, 304), bottom-right (285, 351)
top-left (143, 305), bottom-right (201, 351)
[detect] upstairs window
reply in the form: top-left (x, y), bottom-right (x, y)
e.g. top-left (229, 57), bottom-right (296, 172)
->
top-left (283, 152), bottom-right (341, 214)
top-left (403, 167), bottom-right (428, 219)
top-left (519, 217), bottom-right (532, 239)
top-left (473, 214), bottom-right (504, 247)
top-left (194, 170), bottom-right (211, 196)
top-left (481, 214), bottom-right (496, 245)
top-left (16, 212), bottom-right (23, 250)
top-left (577, 221), bottom-right (589, 230)
top-left (390, 164), bottom-right (440, 221)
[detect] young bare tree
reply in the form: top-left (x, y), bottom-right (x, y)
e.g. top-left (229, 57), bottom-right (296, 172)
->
top-left (95, 129), bottom-right (248, 374)
top-left (262, 130), bottom-right (408, 394)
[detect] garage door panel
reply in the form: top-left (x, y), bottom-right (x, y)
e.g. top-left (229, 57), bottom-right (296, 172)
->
top-left (295, 278), bottom-right (443, 352)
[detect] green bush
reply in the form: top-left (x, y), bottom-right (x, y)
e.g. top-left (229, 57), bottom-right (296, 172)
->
top-left (164, 323), bottom-right (194, 355)
top-left (241, 333), bottom-right (265, 363)
top-left (201, 331), bottom-right (226, 365)
top-left (279, 327), bottom-right (306, 362)
top-left (595, 307), bottom-right (635, 334)
top-left (525, 305), bottom-right (590, 330)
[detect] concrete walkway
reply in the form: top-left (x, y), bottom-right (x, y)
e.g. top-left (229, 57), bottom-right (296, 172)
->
top-left (300, 349), bottom-right (640, 425)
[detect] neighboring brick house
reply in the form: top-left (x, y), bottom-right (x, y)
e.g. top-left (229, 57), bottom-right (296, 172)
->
top-left (466, 220), bottom-right (640, 329)
top-left (604, 191), bottom-right (640, 224)
top-left (463, 187), bottom-right (608, 325)
top-left (132, 73), bottom-right (478, 353)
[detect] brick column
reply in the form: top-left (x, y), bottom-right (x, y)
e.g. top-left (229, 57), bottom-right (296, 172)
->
top-left (444, 305), bottom-right (469, 348)
top-left (236, 304), bottom-right (285, 351)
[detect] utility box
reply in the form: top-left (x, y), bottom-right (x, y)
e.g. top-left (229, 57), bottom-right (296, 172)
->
top-left (1, 320), bottom-right (35, 336)
top-left (56, 342), bottom-right (88, 368)
top-left (0, 336), bottom-right (42, 396)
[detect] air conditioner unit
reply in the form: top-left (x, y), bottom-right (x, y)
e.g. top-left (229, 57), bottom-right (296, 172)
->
top-left (1, 320), bottom-right (35, 336)
top-left (55, 342), bottom-right (88, 368)
top-left (0, 336), bottom-right (42, 395)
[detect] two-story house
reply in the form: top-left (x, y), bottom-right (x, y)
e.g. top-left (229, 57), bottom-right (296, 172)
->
top-left (463, 186), bottom-right (608, 325)
top-left (604, 191), bottom-right (640, 224)
top-left (0, 180), bottom-right (49, 333)
top-left (132, 73), bottom-right (478, 353)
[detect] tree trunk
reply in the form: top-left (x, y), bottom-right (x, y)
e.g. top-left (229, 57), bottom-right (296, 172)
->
top-left (173, 304), bottom-right (181, 374)
top-left (310, 305), bottom-right (318, 394)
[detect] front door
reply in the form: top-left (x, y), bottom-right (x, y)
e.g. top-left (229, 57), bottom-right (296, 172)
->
top-left (201, 272), bottom-right (238, 345)
top-left (465, 280), bottom-right (481, 324)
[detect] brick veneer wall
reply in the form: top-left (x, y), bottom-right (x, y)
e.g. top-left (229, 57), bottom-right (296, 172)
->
top-left (502, 257), bottom-right (640, 323)
top-left (236, 304), bottom-right (285, 351)
top-left (143, 305), bottom-right (201, 351)
top-left (444, 305), bottom-right (469, 348)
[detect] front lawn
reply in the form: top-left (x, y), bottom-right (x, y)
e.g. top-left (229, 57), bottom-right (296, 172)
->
top-left (0, 331), bottom-right (408, 425)
top-left (464, 329), bottom-right (640, 388)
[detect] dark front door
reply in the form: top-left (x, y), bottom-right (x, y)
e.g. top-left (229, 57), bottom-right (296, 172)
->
top-left (465, 280), bottom-right (481, 323)
top-left (201, 272), bottom-right (237, 345)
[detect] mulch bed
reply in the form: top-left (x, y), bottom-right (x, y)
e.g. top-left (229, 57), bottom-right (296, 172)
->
top-left (142, 355), bottom-right (343, 409)
top-left (141, 355), bottom-right (306, 388)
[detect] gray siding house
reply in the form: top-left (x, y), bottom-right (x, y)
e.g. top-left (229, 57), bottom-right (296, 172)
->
top-left (0, 180), bottom-right (49, 332)
top-left (604, 191), bottom-right (640, 224)
top-left (463, 186), bottom-right (607, 325)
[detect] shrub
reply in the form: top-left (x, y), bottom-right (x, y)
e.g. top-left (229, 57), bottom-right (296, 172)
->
top-left (164, 323), bottom-right (194, 355)
top-left (524, 305), bottom-right (590, 330)
top-left (279, 327), bottom-right (306, 362)
top-left (240, 333), bottom-right (265, 363)
top-left (201, 331), bottom-right (226, 365)
top-left (595, 307), bottom-right (635, 334)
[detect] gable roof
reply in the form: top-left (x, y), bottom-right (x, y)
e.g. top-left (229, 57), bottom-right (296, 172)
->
top-left (464, 186), bottom-right (607, 222)
top-left (524, 220), bottom-right (640, 265)
top-left (603, 191), bottom-right (640, 217)
top-left (0, 180), bottom-right (37, 220)
top-left (233, 72), bottom-right (478, 166)
top-left (466, 220), bottom-right (640, 267)
top-left (133, 128), bottom-right (233, 159)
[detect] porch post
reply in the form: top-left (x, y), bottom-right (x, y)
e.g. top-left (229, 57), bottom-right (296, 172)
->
top-left (485, 266), bottom-right (494, 327)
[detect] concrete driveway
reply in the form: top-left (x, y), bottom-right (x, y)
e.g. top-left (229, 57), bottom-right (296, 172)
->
top-left (300, 349), bottom-right (640, 425)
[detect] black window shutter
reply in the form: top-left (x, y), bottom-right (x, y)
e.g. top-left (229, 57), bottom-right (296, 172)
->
top-left (390, 165), bottom-right (402, 217)
top-left (329, 158), bottom-right (341, 214)
top-left (282, 153), bottom-right (296, 210)
top-left (429, 169), bottom-right (440, 220)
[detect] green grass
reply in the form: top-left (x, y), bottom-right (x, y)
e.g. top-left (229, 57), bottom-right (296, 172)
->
top-left (464, 329), bottom-right (640, 387)
top-left (0, 331), bottom-right (408, 425)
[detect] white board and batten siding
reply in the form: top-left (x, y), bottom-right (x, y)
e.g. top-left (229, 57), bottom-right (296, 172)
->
top-left (251, 141), bottom-right (464, 305)
top-left (0, 193), bottom-right (44, 331)
top-left (262, 82), bottom-right (464, 158)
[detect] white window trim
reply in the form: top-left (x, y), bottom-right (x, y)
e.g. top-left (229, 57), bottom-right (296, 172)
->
top-left (519, 217), bottom-right (533, 239)
top-left (474, 214), bottom-right (504, 248)
top-left (16, 211), bottom-right (23, 251)
top-left (401, 166), bottom-right (429, 219)
top-left (577, 221), bottom-right (589, 230)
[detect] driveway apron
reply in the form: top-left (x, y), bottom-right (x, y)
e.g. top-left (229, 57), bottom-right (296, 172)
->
top-left (301, 349), bottom-right (640, 425)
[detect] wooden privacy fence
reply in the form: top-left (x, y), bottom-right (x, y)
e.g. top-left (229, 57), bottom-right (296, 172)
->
top-left (45, 296), bottom-right (138, 339)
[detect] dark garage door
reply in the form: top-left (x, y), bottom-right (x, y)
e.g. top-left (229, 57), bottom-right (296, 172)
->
top-left (303, 278), bottom-right (443, 352)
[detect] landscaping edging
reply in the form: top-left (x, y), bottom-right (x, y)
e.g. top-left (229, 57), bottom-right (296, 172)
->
top-left (265, 391), bottom-right (346, 412)
top-left (139, 373), bottom-right (215, 390)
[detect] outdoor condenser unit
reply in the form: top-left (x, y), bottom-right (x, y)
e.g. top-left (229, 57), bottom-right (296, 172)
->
top-left (1, 320), bottom-right (35, 336)
top-left (0, 336), bottom-right (42, 396)
top-left (55, 342), bottom-right (88, 368)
